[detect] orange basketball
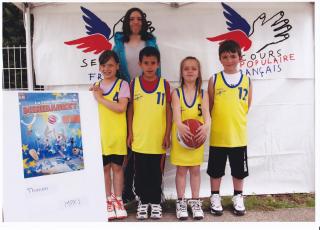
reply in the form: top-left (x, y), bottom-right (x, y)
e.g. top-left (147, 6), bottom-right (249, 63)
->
top-left (177, 119), bottom-right (204, 149)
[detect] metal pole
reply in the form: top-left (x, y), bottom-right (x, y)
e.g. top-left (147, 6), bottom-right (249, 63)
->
top-left (24, 3), bottom-right (34, 91)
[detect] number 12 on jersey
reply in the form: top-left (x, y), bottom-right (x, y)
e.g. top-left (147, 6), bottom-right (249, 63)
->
top-left (238, 87), bottom-right (248, 101)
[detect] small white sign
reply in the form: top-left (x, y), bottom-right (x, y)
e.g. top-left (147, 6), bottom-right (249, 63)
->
top-left (3, 91), bottom-right (106, 221)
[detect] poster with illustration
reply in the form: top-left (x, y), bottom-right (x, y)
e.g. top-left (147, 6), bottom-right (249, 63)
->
top-left (19, 92), bottom-right (84, 178)
top-left (4, 91), bottom-right (106, 221)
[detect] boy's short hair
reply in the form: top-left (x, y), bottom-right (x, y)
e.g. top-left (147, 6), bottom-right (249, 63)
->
top-left (219, 40), bottom-right (242, 58)
top-left (99, 50), bottom-right (119, 65)
top-left (139, 46), bottom-right (160, 63)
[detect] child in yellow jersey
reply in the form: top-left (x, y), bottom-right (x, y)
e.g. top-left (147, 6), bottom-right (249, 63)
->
top-left (207, 40), bottom-right (252, 216)
top-left (90, 50), bottom-right (130, 220)
top-left (127, 46), bottom-right (172, 220)
top-left (171, 57), bottom-right (211, 220)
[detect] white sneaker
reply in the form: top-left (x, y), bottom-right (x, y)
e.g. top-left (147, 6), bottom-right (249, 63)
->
top-left (150, 204), bottom-right (162, 219)
top-left (210, 194), bottom-right (223, 216)
top-left (232, 194), bottom-right (246, 216)
top-left (176, 199), bottom-right (188, 220)
top-left (106, 197), bottom-right (116, 220)
top-left (136, 202), bottom-right (149, 220)
top-left (188, 199), bottom-right (204, 220)
top-left (112, 195), bottom-right (127, 219)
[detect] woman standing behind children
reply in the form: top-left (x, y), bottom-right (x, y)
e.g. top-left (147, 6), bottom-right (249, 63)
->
top-left (170, 57), bottom-right (211, 220)
top-left (90, 50), bottom-right (130, 220)
top-left (113, 7), bottom-right (161, 204)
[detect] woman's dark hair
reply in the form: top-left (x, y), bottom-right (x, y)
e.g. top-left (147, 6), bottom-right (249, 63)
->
top-left (122, 7), bottom-right (154, 42)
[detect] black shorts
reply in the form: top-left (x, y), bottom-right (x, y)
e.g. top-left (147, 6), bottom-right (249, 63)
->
top-left (102, 155), bottom-right (125, 166)
top-left (207, 146), bottom-right (249, 179)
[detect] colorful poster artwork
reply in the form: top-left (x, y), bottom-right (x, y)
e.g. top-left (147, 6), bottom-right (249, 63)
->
top-left (19, 93), bottom-right (84, 178)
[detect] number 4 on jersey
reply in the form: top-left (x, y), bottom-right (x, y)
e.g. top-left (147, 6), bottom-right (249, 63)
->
top-left (113, 92), bottom-right (119, 102)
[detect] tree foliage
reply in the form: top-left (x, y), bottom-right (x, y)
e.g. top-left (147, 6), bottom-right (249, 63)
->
top-left (3, 2), bottom-right (26, 46)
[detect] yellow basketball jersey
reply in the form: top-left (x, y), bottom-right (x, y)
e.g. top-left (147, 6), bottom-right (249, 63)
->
top-left (210, 71), bottom-right (250, 147)
top-left (170, 87), bottom-right (205, 166)
top-left (132, 77), bottom-right (167, 154)
top-left (96, 79), bottom-right (127, 156)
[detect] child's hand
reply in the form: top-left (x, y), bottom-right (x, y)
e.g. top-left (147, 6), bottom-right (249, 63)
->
top-left (177, 122), bottom-right (193, 141)
top-left (89, 84), bottom-right (99, 91)
top-left (93, 88), bottom-right (103, 101)
top-left (162, 134), bottom-right (171, 149)
top-left (195, 123), bottom-right (209, 144)
top-left (122, 155), bottom-right (128, 169)
top-left (127, 132), bottom-right (133, 148)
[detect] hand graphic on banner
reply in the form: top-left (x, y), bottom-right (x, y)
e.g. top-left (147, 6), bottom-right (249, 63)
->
top-left (249, 11), bottom-right (292, 53)
top-left (207, 3), bottom-right (292, 53)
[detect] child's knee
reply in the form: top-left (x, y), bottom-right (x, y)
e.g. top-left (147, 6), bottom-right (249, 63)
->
top-left (189, 166), bottom-right (200, 176)
top-left (176, 166), bottom-right (188, 176)
top-left (111, 163), bottom-right (123, 173)
top-left (104, 164), bottom-right (111, 171)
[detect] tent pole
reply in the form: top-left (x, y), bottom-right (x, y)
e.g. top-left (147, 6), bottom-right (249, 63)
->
top-left (24, 3), bottom-right (34, 91)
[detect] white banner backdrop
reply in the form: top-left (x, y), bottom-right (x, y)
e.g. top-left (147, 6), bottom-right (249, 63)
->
top-left (3, 92), bottom-right (106, 221)
top-left (27, 2), bottom-right (314, 199)
top-left (32, 2), bottom-right (314, 86)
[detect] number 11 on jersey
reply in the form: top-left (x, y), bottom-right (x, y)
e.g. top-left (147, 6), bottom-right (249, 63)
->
top-left (156, 92), bottom-right (165, 105)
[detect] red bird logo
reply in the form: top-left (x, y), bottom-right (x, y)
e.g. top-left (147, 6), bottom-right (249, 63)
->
top-left (207, 3), bottom-right (292, 53)
top-left (64, 6), bottom-right (112, 54)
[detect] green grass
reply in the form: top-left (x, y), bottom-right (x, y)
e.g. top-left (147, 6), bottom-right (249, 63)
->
top-left (125, 193), bottom-right (315, 213)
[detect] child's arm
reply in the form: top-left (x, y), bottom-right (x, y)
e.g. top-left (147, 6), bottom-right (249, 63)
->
top-left (171, 90), bottom-right (192, 141)
top-left (195, 90), bottom-right (211, 143)
top-left (127, 101), bottom-right (133, 148)
top-left (162, 97), bottom-right (172, 150)
top-left (127, 81), bottom-right (134, 148)
top-left (207, 76), bottom-right (215, 113)
top-left (248, 80), bottom-right (253, 110)
top-left (93, 89), bottom-right (128, 113)
top-left (162, 82), bottom-right (172, 149)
